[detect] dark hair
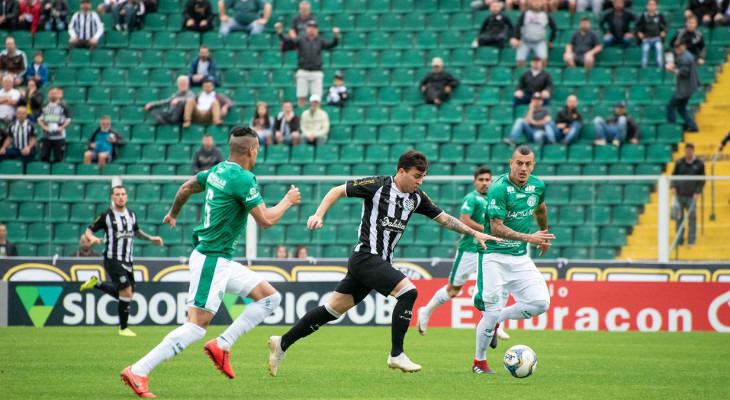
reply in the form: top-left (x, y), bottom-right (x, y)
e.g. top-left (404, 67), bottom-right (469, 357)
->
top-left (580, 16), bottom-right (590, 22)
top-left (686, 14), bottom-right (697, 22)
top-left (33, 51), bottom-right (43, 58)
top-left (282, 100), bottom-right (293, 105)
top-left (200, 45), bottom-right (209, 50)
top-left (230, 126), bottom-right (257, 138)
top-left (253, 101), bottom-right (272, 129)
top-left (685, 143), bottom-right (695, 149)
top-left (474, 166), bottom-right (492, 178)
top-left (515, 145), bottom-right (534, 156)
top-left (202, 78), bottom-right (214, 85)
top-left (111, 185), bottom-right (125, 195)
top-left (397, 150), bottom-right (429, 173)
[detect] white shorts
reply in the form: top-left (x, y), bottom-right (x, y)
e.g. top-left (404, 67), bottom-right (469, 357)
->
top-left (187, 250), bottom-right (264, 314)
top-left (516, 41), bottom-right (548, 61)
top-left (474, 252), bottom-right (549, 312)
top-left (449, 250), bottom-right (479, 287)
top-left (295, 69), bottom-right (324, 99)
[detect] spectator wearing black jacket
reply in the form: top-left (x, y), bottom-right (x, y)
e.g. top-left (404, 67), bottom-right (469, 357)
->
top-left (41, 0), bottom-right (70, 31)
top-left (670, 16), bottom-right (706, 65)
top-left (188, 46), bottom-right (219, 87)
top-left (420, 57), bottom-right (460, 105)
top-left (83, 115), bottom-right (124, 171)
top-left (282, 0), bottom-right (316, 51)
top-left (685, 0), bottom-right (717, 26)
top-left (514, 57), bottom-right (553, 106)
top-left (555, 95), bottom-right (582, 143)
top-left (191, 134), bottom-right (223, 174)
top-left (635, 0), bottom-right (667, 69)
top-left (599, 0), bottom-right (636, 48)
top-left (671, 143), bottom-right (705, 246)
top-left (473, 2), bottom-right (513, 49)
top-left (715, 0), bottom-right (730, 25)
top-left (19, 78), bottom-right (44, 122)
top-left (593, 101), bottom-right (641, 146)
top-left (0, 0), bottom-right (19, 30)
top-left (564, 17), bottom-right (602, 69)
top-left (182, 0), bottom-right (213, 32)
top-left (666, 41), bottom-right (700, 132)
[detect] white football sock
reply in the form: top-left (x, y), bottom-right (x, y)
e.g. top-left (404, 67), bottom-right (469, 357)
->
top-left (498, 300), bottom-right (550, 322)
top-left (475, 310), bottom-right (499, 361)
top-left (131, 322), bottom-right (206, 377)
top-left (422, 286), bottom-right (450, 316)
top-left (217, 292), bottom-right (281, 351)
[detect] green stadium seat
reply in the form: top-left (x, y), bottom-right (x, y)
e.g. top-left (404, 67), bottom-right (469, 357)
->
top-left (77, 68), bottom-right (101, 85)
top-left (452, 124), bottom-right (477, 143)
top-left (596, 185), bottom-right (622, 205)
top-left (572, 226), bottom-right (599, 246)
top-left (8, 182), bottom-right (34, 201)
top-left (609, 164), bottom-right (634, 175)
top-left (619, 144), bottom-right (645, 163)
top-left (54, 223), bottom-right (79, 244)
top-left (547, 184), bottom-right (570, 205)
top-left (612, 205), bottom-right (638, 226)
top-left (623, 184), bottom-right (650, 204)
top-left (26, 162), bottom-right (50, 175)
top-left (34, 31), bottom-right (58, 49)
top-left (541, 145), bottom-right (567, 163)
top-left (106, 31), bottom-right (130, 48)
top-left (87, 86), bottom-right (111, 104)
top-left (68, 49), bottom-right (91, 67)
top-left (142, 144), bottom-right (167, 163)
top-left (560, 205), bottom-right (585, 226)
top-left (594, 145), bottom-right (619, 163)
top-left (20, 203), bottom-right (45, 222)
top-left (177, 32), bottom-right (201, 50)
top-left (646, 144), bottom-right (672, 163)
top-left (600, 227), bottom-right (627, 247)
top-left (339, 144), bottom-right (364, 163)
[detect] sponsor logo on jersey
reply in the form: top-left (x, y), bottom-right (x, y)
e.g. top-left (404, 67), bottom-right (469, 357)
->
top-left (398, 197), bottom-right (415, 212)
top-left (462, 201), bottom-right (471, 211)
top-left (245, 187), bottom-right (260, 201)
top-left (379, 217), bottom-right (407, 233)
top-left (353, 178), bottom-right (375, 186)
top-left (525, 185), bottom-right (536, 192)
top-left (506, 209), bottom-right (535, 220)
top-left (209, 173), bottom-right (227, 190)
top-left (516, 193), bottom-right (526, 198)
top-left (527, 195), bottom-right (537, 207)
top-left (507, 186), bottom-right (515, 193)
top-left (115, 232), bottom-right (135, 240)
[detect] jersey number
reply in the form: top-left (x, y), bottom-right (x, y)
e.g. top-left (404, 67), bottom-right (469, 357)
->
top-left (204, 189), bottom-right (214, 228)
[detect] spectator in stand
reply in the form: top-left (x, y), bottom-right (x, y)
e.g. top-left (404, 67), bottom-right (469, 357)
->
top-left (685, 0), bottom-right (717, 26)
top-left (182, 78), bottom-right (232, 127)
top-left (600, 0), bottom-right (636, 48)
top-left (295, 245), bottom-right (308, 259)
top-left (249, 101), bottom-right (275, 146)
top-left (573, 0), bottom-right (603, 16)
top-left (506, 92), bottom-right (556, 145)
top-left (38, 87), bottom-right (71, 162)
top-left (274, 100), bottom-right (300, 145)
top-left (191, 133), bottom-right (223, 174)
top-left (635, 0), bottom-right (667, 69)
top-left (473, 2), bottom-right (514, 49)
top-left (112, 0), bottom-right (145, 31)
top-left (666, 41), bottom-right (700, 132)
top-left (41, 0), bottom-right (69, 31)
top-left (470, 0), bottom-right (500, 12)
top-left (276, 20), bottom-right (340, 107)
top-left (218, 0), bottom-right (271, 36)
top-left (68, 0), bottom-right (104, 50)
top-left (144, 75), bottom-right (195, 125)
top-left (274, 244), bottom-right (290, 259)
top-left (83, 115), bottom-right (123, 171)
top-left (593, 101), bottom-right (641, 146)
top-left (188, 45), bottom-right (219, 87)
top-left (300, 94), bottom-right (329, 145)
top-left (511, 0), bottom-right (557, 68)
top-left (19, 78), bottom-right (43, 122)
top-left (0, 37), bottom-right (28, 86)
top-left (326, 71), bottom-right (347, 108)
top-left (420, 57), bottom-right (460, 105)
top-left (564, 17), bottom-right (602, 69)
top-left (24, 52), bottom-right (48, 86)
top-left (69, 234), bottom-right (100, 257)
top-left (554, 95), bottom-right (582, 143)
top-left (97, 0), bottom-right (116, 13)
top-left (0, 106), bottom-right (37, 171)
top-left (0, 0), bottom-right (19, 30)
top-left (18, 0), bottom-right (42, 34)
top-left (182, 0), bottom-right (214, 32)
top-left (0, 224), bottom-right (18, 257)
top-left (0, 75), bottom-right (20, 127)
top-left (283, 0), bottom-right (315, 51)
top-left (514, 57), bottom-right (553, 106)
top-left (670, 16), bottom-right (706, 66)
top-left (716, 0), bottom-right (730, 26)
top-left (671, 143), bottom-right (705, 247)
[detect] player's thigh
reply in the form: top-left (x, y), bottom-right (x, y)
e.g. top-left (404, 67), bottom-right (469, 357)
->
top-left (348, 252), bottom-right (406, 298)
top-left (334, 271), bottom-right (372, 307)
top-left (186, 250), bottom-right (230, 314)
top-left (450, 250), bottom-right (478, 287)
top-left (224, 260), bottom-right (266, 299)
top-left (474, 253), bottom-right (507, 312)
top-left (504, 256), bottom-right (550, 305)
top-left (103, 259), bottom-right (134, 292)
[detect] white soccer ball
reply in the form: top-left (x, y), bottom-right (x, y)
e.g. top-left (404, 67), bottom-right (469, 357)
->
top-left (503, 345), bottom-right (538, 378)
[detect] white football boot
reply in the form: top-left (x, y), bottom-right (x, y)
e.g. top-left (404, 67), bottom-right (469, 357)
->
top-left (267, 336), bottom-right (286, 377)
top-left (416, 307), bottom-right (429, 336)
top-left (387, 353), bottom-right (422, 373)
top-left (497, 325), bottom-right (511, 340)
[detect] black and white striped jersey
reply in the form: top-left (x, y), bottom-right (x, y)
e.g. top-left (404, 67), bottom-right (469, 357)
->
top-left (69, 11), bottom-right (104, 41)
top-left (89, 208), bottom-right (139, 263)
top-left (7, 119), bottom-right (36, 149)
top-left (345, 176), bottom-right (443, 262)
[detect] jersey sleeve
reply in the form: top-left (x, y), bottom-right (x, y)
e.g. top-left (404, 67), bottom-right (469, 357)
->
top-left (88, 211), bottom-right (106, 232)
top-left (487, 184), bottom-right (508, 220)
top-left (132, 211), bottom-right (140, 232)
top-left (415, 190), bottom-right (444, 220)
top-left (537, 180), bottom-right (546, 205)
top-left (345, 176), bottom-right (384, 198)
top-left (239, 175), bottom-right (264, 210)
top-left (460, 194), bottom-right (481, 219)
top-left (195, 169), bottom-right (211, 187)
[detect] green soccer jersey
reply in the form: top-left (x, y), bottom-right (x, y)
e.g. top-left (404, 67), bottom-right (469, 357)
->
top-left (457, 190), bottom-right (488, 252)
top-left (481, 173), bottom-right (546, 256)
top-left (192, 161), bottom-right (264, 260)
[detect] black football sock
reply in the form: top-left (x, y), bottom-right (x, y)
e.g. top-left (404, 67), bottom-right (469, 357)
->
top-left (281, 305), bottom-right (339, 351)
top-left (118, 298), bottom-right (131, 330)
top-left (95, 282), bottom-right (119, 299)
top-left (391, 288), bottom-right (418, 357)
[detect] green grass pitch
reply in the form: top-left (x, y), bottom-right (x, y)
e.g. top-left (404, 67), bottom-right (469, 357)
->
top-left (1, 326), bottom-right (729, 399)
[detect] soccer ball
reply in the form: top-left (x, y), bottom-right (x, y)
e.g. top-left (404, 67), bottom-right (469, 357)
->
top-left (503, 345), bottom-right (538, 378)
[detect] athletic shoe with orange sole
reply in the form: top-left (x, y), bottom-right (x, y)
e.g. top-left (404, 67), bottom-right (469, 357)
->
top-left (120, 366), bottom-right (156, 398)
top-left (204, 339), bottom-right (235, 379)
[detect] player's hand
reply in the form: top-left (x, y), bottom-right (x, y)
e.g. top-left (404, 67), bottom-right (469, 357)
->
top-left (285, 185), bottom-right (301, 205)
top-left (474, 232), bottom-right (503, 249)
top-left (88, 235), bottom-right (102, 246)
top-left (307, 215), bottom-right (323, 230)
top-left (537, 242), bottom-right (551, 256)
top-left (162, 213), bottom-right (177, 229)
top-left (151, 236), bottom-right (164, 246)
top-left (528, 230), bottom-right (555, 245)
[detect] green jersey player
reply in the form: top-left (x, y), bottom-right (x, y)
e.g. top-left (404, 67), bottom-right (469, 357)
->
top-left (472, 145), bottom-right (555, 374)
top-left (121, 127), bottom-right (301, 398)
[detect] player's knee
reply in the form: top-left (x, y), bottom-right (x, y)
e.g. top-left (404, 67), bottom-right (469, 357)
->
top-left (397, 288), bottom-right (418, 304)
top-left (531, 299), bottom-right (550, 315)
top-left (262, 291), bottom-right (282, 312)
top-left (480, 310), bottom-right (501, 331)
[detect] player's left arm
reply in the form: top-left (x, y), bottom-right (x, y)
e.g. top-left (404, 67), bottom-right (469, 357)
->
top-left (534, 202), bottom-right (551, 256)
top-left (460, 213), bottom-right (484, 232)
top-left (163, 176), bottom-right (205, 228)
top-left (134, 230), bottom-right (164, 246)
top-left (434, 213), bottom-right (502, 250)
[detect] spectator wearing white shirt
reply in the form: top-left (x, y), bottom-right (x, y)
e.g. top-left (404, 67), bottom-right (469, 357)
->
top-left (326, 71), bottom-right (347, 108)
top-left (182, 79), bottom-right (232, 127)
top-left (300, 94), bottom-right (329, 145)
top-left (0, 75), bottom-right (20, 127)
top-left (69, 0), bottom-right (104, 49)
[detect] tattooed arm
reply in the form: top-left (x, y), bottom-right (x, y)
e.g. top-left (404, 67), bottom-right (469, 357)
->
top-left (135, 229), bottom-right (164, 246)
top-left (434, 213), bottom-right (502, 249)
top-left (490, 218), bottom-right (554, 245)
top-left (163, 177), bottom-right (205, 229)
top-left (534, 202), bottom-right (548, 230)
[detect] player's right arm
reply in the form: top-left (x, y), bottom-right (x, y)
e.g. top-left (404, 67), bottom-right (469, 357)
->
top-left (163, 176), bottom-right (206, 228)
top-left (459, 195), bottom-right (484, 232)
top-left (84, 212), bottom-right (107, 246)
top-left (490, 218), bottom-right (554, 245)
top-left (307, 184), bottom-right (346, 230)
top-left (250, 185), bottom-right (301, 229)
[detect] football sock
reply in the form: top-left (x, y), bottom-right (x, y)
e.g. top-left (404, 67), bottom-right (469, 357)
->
top-left (217, 292), bottom-right (281, 351)
top-left (475, 310), bottom-right (499, 361)
top-left (118, 297), bottom-right (131, 330)
top-left (281, 304), bottom-right (340, 352)
top-left (95, 282), bottom-right (119, 299)
top-left (131, 322), bottom-right (206, 377)
top-left (422, 286), bottom-right (450, 316)
top-left (390, 287), bottom-right (418, 357)
top-left (498, 299), bottom-right (550, 322)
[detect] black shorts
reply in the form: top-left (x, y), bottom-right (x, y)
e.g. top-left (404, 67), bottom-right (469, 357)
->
top-left (334, 252), bottom-right (406, 305)
top-left (103, 258), bottom-right (135, 291)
